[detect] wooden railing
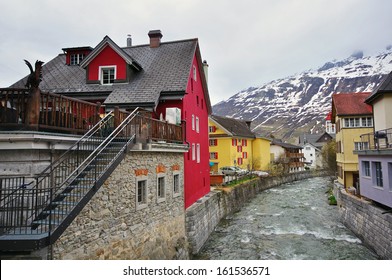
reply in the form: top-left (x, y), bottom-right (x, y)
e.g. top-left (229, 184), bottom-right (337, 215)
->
top-left (0, 88), bottom-right (101, 134)
top-left (114, 108), bottom-right (183, 143)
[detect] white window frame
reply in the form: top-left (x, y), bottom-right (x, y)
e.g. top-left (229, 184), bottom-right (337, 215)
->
top-left (192, 143), bottom-right (196, 161)
top-left (136, 176), bottom-right (148, 210)
top-left (191, 114), bottom-right (195, 131)
top-left (196, 143), bottom-right (200, 163)
top-left (362, 161), bottom-right (370, 177)
top-left (70, 53), bottom-right (85, 65)
top-left (193, 65), bottom-right (197, 81)
top-left (196, 116), bottom-right (199, 133)
top-left (157, 174), bottom-right (166, 203)
top-left (99, 65), bottom-right (116, 85)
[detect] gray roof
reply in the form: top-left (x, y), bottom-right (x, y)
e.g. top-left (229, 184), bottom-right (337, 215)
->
top-left (11, 38), bottom-right (200, 108)
top-left (366, 71), bottom-right (392, 104)
top-left (210, 115), bottom-right (254, 138)
top-left (271, 139), bottom-right (302, 150)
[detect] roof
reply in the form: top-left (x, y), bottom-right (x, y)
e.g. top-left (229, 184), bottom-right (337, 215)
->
top-left (332, 92), bottom-right (372, 117)
top-left (271, 139), bottom-right (302, 150)
top-left (366, 71), bottom-right (392, 104)
top-left (11, 36), bottom-right (210, 111)
top-left (210, 115), bottom-right (254, 138)
top-left (299, 132), bottom-right (334, 145)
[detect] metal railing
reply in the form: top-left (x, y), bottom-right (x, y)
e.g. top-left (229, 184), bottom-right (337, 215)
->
top-left (0, 112), bottom-right (115, 236)
top-left (0, 107), bottom-right (184, 249)
top-left (359, 128), bottom-right (392, 150)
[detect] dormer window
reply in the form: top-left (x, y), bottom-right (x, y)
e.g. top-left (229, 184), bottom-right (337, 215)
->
top-left (70, 53), bottom-right (85, 65)
top-left (99, 66), bottom-right (116, 85)
top-left (62, 46), bottom-right (93, 66)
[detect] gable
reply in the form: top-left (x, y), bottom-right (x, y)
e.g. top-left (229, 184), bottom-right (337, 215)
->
top-left (87, 45), bottom-right (128, 82)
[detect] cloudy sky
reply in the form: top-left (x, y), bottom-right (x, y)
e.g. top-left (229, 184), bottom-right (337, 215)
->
top-left (0, 0), bottom-right (391, 105)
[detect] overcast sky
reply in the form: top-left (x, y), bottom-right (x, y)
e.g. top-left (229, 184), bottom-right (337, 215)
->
top-left (1, 0), bottom-right (391, 105)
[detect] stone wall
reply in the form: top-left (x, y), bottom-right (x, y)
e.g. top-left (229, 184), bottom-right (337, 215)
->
top-left (186, 171), bottom-right (328, 255)
top-left (334, 183), bottom-right (392, 259)
top-left (52, 151), bottom-right (189, 260)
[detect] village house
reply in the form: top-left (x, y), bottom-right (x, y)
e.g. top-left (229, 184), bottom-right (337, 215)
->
top-left (298, 132), bottom-right (335, 169)
top-left (208, 115), bottom-right (271, 173)
top-left (0, 30), bottom-right (211, 259)
top-left (270, 139), bottom-right (304, 173)
top-left (354, 71), bottom-right (392, 208)
top-left (331, 92), bottom-right (374, 192)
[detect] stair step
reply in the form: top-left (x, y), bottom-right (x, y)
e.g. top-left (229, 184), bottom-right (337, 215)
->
top-left (43, 210), bottom-right (69, 216)
top-left (52, 201), bottom-right (76, 206)
top-left (32, 219), bottom-right (62, 226)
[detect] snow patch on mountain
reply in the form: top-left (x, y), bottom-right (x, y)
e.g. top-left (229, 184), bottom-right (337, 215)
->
top-left (212, 49), bottom-right (392, 140)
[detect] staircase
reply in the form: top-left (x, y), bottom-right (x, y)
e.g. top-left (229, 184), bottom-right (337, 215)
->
top-left (0, 108), bottom-right (139, 251)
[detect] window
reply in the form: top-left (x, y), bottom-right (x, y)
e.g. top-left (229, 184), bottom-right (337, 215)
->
top-left (136, 178), bottom-right (148, 210)
top-left (196, 117), bottom-right (199, 133)
top-left (373, 162), bottom-right (383, 187)
top-left (362, 161), bottom-right (370, 177)
top-left (192, 115), bottom-right (195, 130)
top-left (361, 117), bottom-right (373, 127)
top-left (232, 139), bottom-right (237, 146)
top-left (209, 126), bottom-right (216, 133)
top-left (209, 139), bottom-right (217, 146)
top-left (100, 66), bottom-right (115, 85)
top-left (237, 158), bottom-right (243, 165)
top-left (237, 146), bottom-right (242, 152)
top-left (355, 142), bottom-right (369, 151)
top-left (210, 152), bottom-right (218, 159)
top-left (343, 117), bottom-right (373, 128)
top-left (196, 143), bottom-right (200, 163)
top-left (157, 175), bottom-right (166, 202)
top-left (193, 65), bottom-right (197, 81)
top-left (70, 53), bottom-right (85, 65)
top-left (173, 173), bottom-right (180, 197)
top-left (242, 152), bottom-right (248, 159)
top-left (192, 143), bottom-right (196, 160)
top-left (305, 147), bottom-right (311, 150)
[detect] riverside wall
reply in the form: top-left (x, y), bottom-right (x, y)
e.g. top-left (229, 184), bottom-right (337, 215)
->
top-left (186, 170), bottom-right (329, 255)
top-left (51, 151), bottom-right (188, 260)
top-left (334, 183), bottom-right (392, 259)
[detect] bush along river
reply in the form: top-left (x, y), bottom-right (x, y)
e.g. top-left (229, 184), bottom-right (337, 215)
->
top-left (195, 177), bottom-right (378, 260)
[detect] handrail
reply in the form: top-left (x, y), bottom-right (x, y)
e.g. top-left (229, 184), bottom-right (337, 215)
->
top-left (359, 127), bottom-right (392, 150)
top-left (37, 111), bottom-right (113, 177)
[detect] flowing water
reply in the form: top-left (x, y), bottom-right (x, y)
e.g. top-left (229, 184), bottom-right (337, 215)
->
top-left (195, 177), bottom-right (378, 260)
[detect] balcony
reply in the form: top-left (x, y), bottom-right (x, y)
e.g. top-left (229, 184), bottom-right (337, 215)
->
top-left (0, 88), bottom-right (183, 144)
top-left (355, 128), bottom-right (392, 155)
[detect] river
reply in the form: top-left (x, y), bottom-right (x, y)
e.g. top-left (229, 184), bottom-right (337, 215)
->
top-left (195, 177), bottom-right (378, 260)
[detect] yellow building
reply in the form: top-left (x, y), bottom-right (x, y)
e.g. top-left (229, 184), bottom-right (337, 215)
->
top-left (208, 115), bottom-right (271, 173)
top-left (331, 92), bottom-right (373, 190)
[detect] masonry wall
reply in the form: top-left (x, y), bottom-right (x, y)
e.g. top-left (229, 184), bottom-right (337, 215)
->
top-left (52, 151), bottom-right (189, 260)
top-left (186, 171), bottom-right (328, 255)
top-left (334, 183), bottom-right (392, 259)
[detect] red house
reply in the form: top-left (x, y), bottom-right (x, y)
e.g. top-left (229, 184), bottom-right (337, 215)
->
top-left (11, 30), bottom-right (212, 208)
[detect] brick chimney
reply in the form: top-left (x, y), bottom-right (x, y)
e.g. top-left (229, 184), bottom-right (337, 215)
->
top-left (148, 30), bottom-right (163, 48)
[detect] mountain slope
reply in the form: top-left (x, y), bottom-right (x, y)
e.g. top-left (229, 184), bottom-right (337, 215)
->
top-left (212, 49), bottom-right (392, 141)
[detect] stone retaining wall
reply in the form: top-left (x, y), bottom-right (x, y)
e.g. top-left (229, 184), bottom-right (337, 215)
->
top-left (334, 183), bottom-right (392, 259)
top-left (186, 171), bottom-right (328, 255)
top-left (52, 151), bottom-right (188, 260)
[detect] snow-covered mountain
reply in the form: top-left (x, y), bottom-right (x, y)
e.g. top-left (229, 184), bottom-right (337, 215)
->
top-left (212, 48), bottom-right (392, 141)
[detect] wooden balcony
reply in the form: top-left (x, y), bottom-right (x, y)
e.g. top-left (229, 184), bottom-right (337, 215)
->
top-left (1, 88), bottom-right (101, 135)
top-left (1, 88), bottom-right (183, 144)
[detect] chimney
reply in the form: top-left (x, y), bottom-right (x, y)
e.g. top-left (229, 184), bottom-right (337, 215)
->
top-left (127, 34), bottom-right (132, 47)
top-left (148, 30), bottom-right (163, 48)
top-left (202, 60), bottom-right (209, 85)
